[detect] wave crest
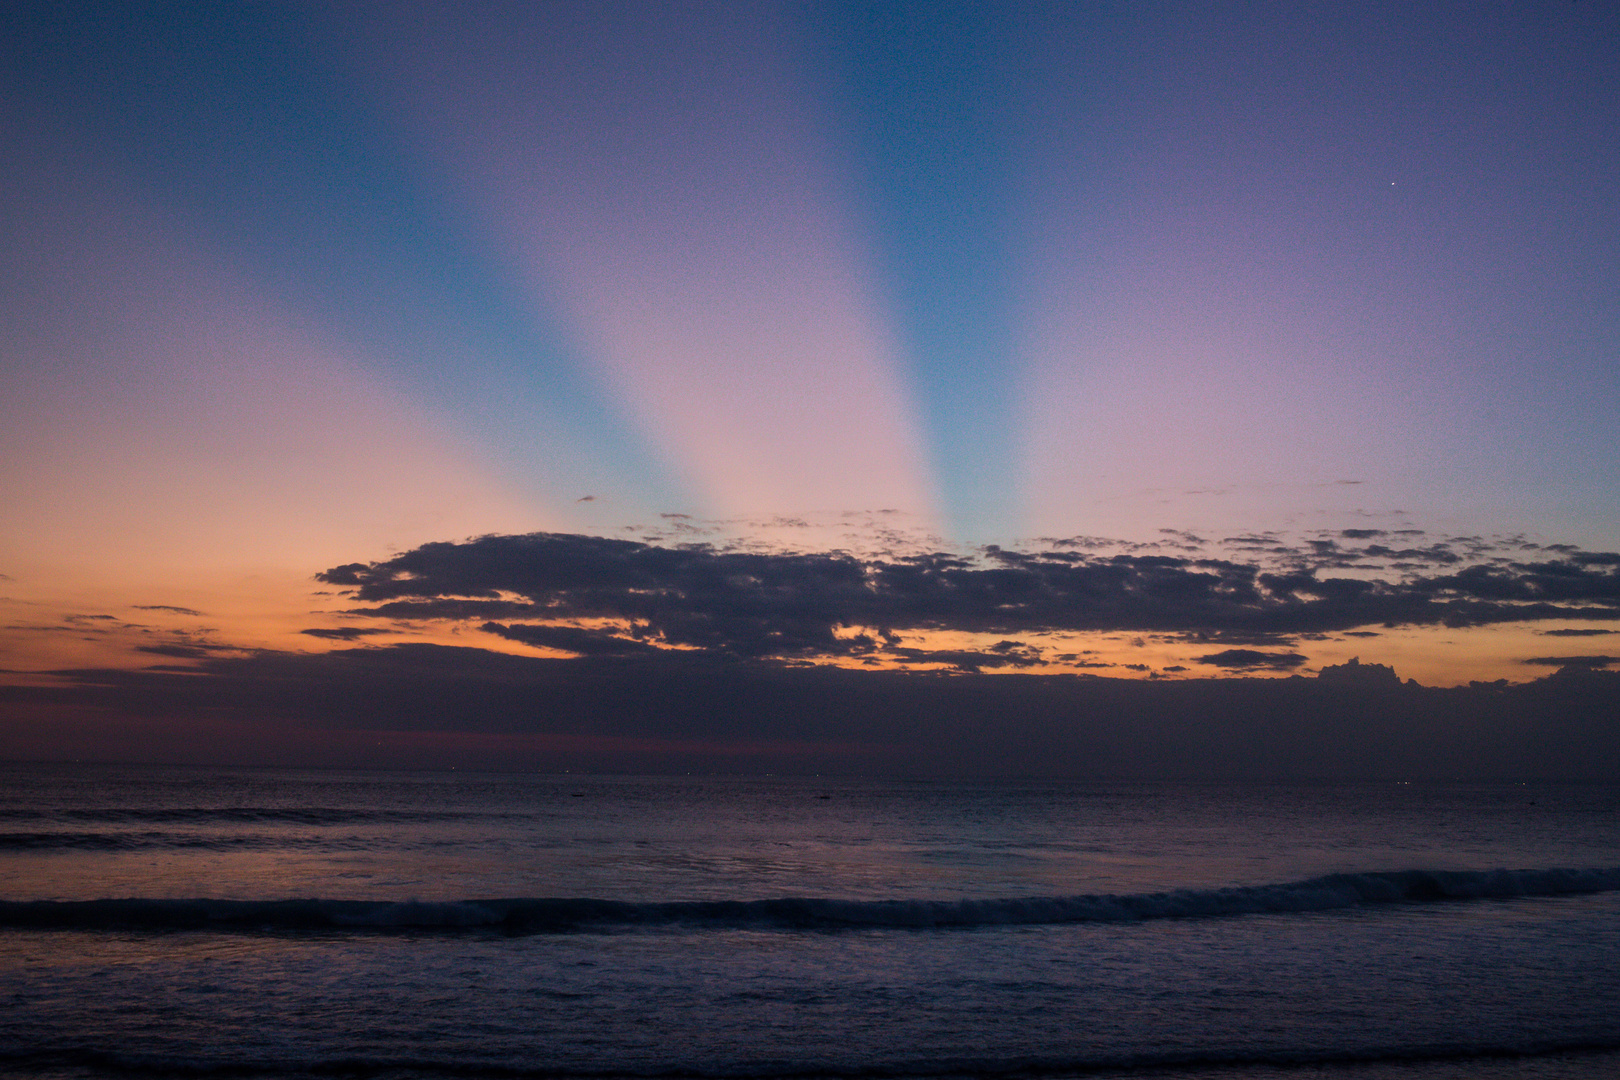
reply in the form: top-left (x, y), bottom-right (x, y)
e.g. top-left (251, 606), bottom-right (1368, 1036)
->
top-left (3, 867), bottom-right (1617, 934)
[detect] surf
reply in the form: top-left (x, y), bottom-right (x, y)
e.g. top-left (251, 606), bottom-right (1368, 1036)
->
top-left (4, 866), bottom-right (1617, 934)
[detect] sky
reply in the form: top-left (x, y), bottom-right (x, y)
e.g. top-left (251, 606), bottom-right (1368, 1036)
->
top-left (2, 1), bottom-right (1619, 774)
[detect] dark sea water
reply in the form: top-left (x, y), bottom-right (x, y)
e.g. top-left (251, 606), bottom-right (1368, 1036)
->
top-left (2, 763), bottom-right (1619, 1080)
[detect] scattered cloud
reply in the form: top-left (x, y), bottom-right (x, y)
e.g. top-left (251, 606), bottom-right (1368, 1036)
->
top-left (1169, 630), bottom-right (1300, 647)
top-left (480, 622), bottom-right (660, 657)
top-left (888, 639), bottom-right (1047, 673)
top-left (1194, 650), bottom-right (1309, 670)
top-left (314, 532), bottom-right (1620, 669)
top-left (134, 642), bottom-right (247, 659)
top-left (300, 627), bottom-right (393, 641)
top-left (1521, 655), bottom-right (1616, 668)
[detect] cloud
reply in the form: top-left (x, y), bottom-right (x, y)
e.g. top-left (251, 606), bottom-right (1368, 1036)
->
top-left (888, 639), bottom-right (1047, 672)
top-left (1539, 628), bottom-right (1617, 637)
top-left (1194, 650), bottom-right (1309, 670)
top-left (314, 532), bottom-right (1620, 668)
top-left (480, 622), bottom-right (659, 657)
top-left (349, 599), bottom-right (546, 622)
top-left (300, 627), bottom-right (393, 641)
top-left (10, 643), bottom-right (1620, 779)
top-left (132, 605), bottom-right (205, 616)
top-left (1169, 630), bottom-right (1301, 647)
top-left (1521, 655), bottom-right (1616, 668)
top-left (134, 642), bottom-right (246, 659)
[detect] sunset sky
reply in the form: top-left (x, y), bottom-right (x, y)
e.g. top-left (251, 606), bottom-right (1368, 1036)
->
top-left (3, 1), bottom-right (1618, 769)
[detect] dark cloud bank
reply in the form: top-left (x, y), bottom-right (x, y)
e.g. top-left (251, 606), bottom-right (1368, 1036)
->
top-left (5, 645), bottom-right (1618, 780)
top-left (315, 531), bottom-right (1620, 662)
top-left (6, 532), bottom-right (1619, 778)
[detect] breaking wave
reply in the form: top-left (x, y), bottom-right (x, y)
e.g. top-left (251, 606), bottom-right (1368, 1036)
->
top-left (5, 1040), bottom-right (1620, 1080)
top-left (3, 866), bottom-right (1617, 934)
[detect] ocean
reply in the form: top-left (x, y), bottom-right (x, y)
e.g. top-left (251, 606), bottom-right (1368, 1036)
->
top-left (1, 763), bottom-right (1618, 1080)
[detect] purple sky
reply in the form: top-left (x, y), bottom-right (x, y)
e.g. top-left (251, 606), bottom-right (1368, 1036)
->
top-left (2, 2), bottom-right (1618, 771)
